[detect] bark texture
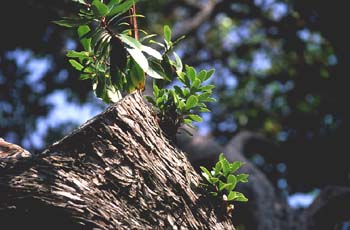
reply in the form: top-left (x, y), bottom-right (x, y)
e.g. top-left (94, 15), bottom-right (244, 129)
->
top-left (0, 92), bottom-right (235, 230)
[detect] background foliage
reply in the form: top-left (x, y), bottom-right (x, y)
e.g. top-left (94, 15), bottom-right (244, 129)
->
top-left (1, 0), bottom-right (349, 203)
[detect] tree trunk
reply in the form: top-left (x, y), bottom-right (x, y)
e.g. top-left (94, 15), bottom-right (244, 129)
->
top-left (0, 92), bottom-right (235, 230)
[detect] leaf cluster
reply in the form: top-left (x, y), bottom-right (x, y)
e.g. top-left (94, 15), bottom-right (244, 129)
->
top-left (54, 0), bottom-right (165, 103)
top-left (200, 153), bottom-right (248, 204)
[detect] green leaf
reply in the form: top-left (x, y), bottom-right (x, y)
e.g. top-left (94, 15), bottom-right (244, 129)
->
top-left (129, 58), bottom-right (145, 91)
top-left (199, 107), bottom-right (211, 112)
top-left (164, 25), bottom-right (172, 43)
top-left (230, 161), bottom-right (245, 173)
top-left (186, 95), bottom-right (198, 110)
top-left (192, 78), bottom-right (201, 90)
top-left (184, 118), bottom-right (192, 125)
top-left (222, 158), bottom-right (230, 177)
top-left (209, 192), bottom-right (218, 197)
top-left (94, 75), bottom-right (107, 102)
top-left (120, 34), bottom-right (162, 60)
top-left (142, 45), bottom-right (162, 60)
top-left (219, 153), bottom-right (226, 162)
top-left (219, 183), bottom-right (231, 191)
top-left (107, 0), bottom-right (121, 8)
top-left (107, 86), bottom-right (122, 102)
top-left (66, 50), bottom-right (90, 58)
top-left (200, 85), bottom-right (215, 92)
top-left (209, 177), bottom-right (219, 184)
top-left (127, 48), bottom-right (148, 73)
top-left (197, 70), bottom-right (207, 82)
top-left (200, 166), bottom-right (211, 181)
top-left (108, 0), bottom-right (137, 16)
top-left (119, 34), bottom-right (142, 49)
top-left (214, 161), bottom-right (222, 176)
top-left (204, 69), bottom-right (215, 81)
top-left (236, 174), bottom-right (249, 183)
top-left (92, 0), bottom-right (110, 17)
top-left (73, 0), bottom-right (87, 5)
top-left (153, 82), bottom-right (160, 97)
top-left (173, 86), bottom-right (184, 97)
top-left (147, 66), bottom-right (164, 79)
top-left (53, 17), bottom-right (91, 28)
top-left (227, 191), bottom-right (238, 201)
top-left (198, 92), bottom-right (211, 101)
top-left (188, 114), bottom-right (203, 122)
top-left (69, 59), bottom-right (84, 71)
top-left (79, 74), bottom-right (91, 80)
top-left (145, 96), bottom-right (156, 106)
top-left (186, 66), bottom-right (196, 82)
top-left (235, 192), bottom-right (248, 202)
top-left (77, 25), bottom-right (92, 51)
top-left (226, 175), bottom-right (237, 192)
top-left (173, 52), bottom-right (183, 75)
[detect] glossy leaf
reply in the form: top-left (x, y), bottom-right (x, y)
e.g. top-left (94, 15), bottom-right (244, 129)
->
top-left (92, 0), bottom-right (110, 17)
top-left (186, 95), bottom-right (198, 110)
top-left (69, 59), bottom-right (84, 71)
top-left (236, 174), bottom-right (249, 183)
top-left (188, 114), bottom-right (202, 122)
top-left (53, 17), bottom-right (91, 28)
top-left (164, 25), bottom-right (171, 43)
top-left (108, 0), bottom-right (137, 16)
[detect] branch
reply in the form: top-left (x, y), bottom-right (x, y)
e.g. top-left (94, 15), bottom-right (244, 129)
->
top-left (173, 0), bottom-right (219, 41)
top-left (0, 92), bottom-right (235, 229)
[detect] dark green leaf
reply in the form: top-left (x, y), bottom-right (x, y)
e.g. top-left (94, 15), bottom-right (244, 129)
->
top-left (129, 58), bottom-right (145, 91)
top-left (173, 86), bottom-right (184, 97)
top-left (53, 17), bottom-right (91, 28)
top-left (108, 0), bottom-right (137, 17)
top-left (92, 0), bottom-right (110, 17)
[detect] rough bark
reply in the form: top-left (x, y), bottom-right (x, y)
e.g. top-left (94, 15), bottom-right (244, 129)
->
top-left (0, 92), bottom-right (235, 230)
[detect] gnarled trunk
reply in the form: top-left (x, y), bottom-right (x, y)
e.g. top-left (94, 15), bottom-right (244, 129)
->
top-left (0, 92), bottom-right (235, 229)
